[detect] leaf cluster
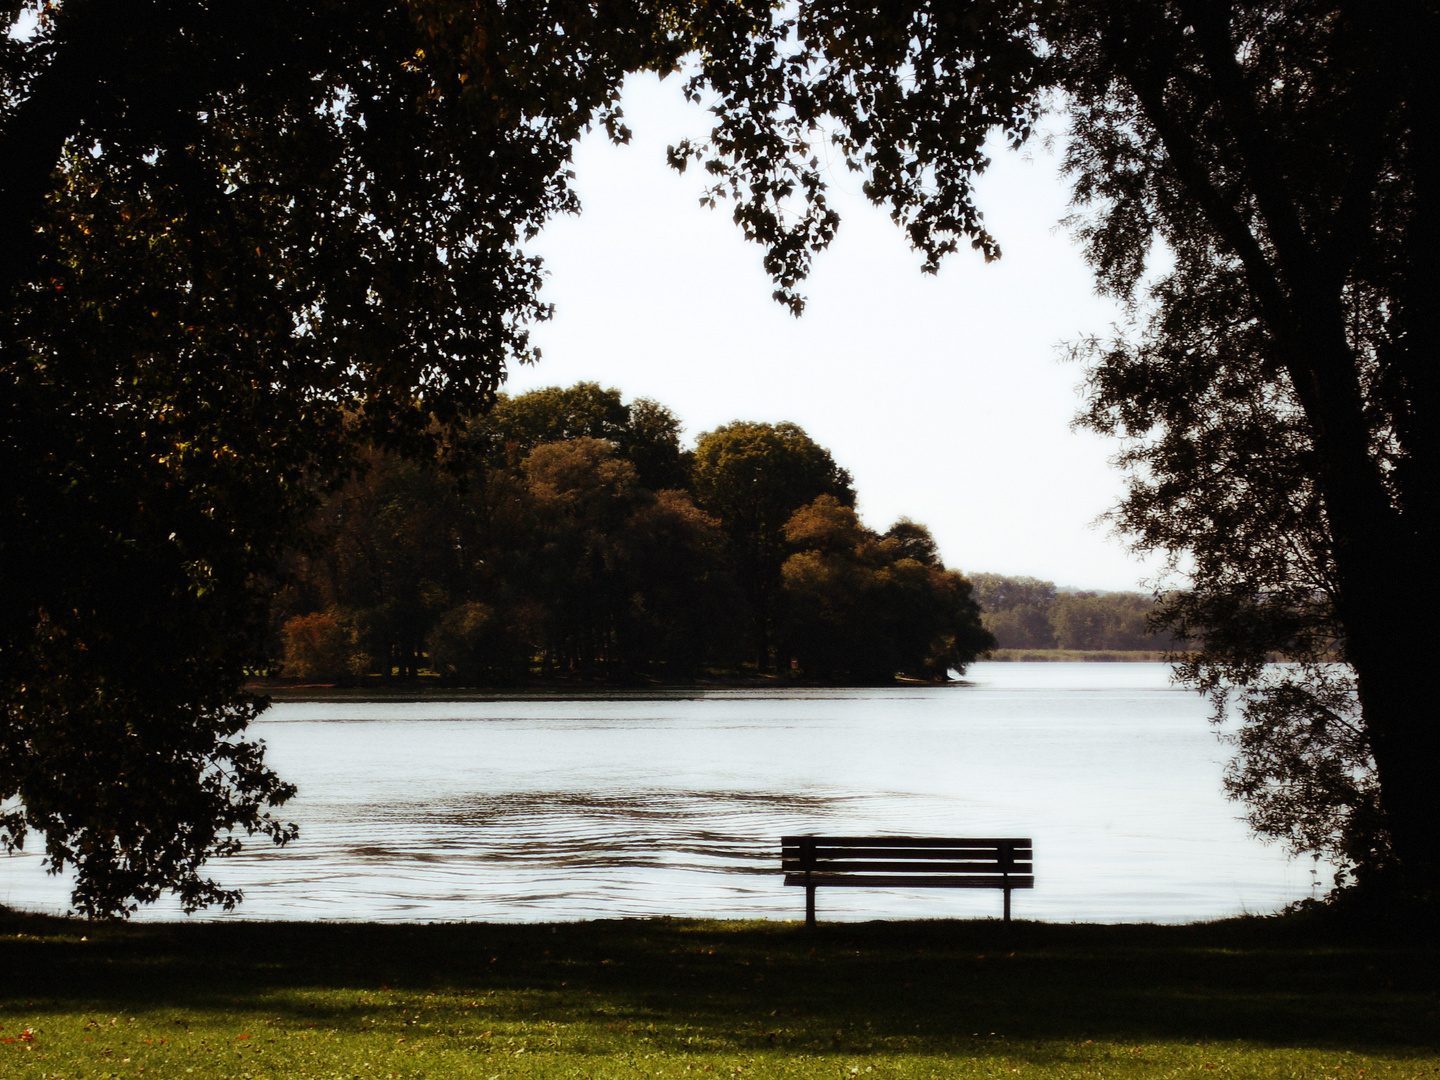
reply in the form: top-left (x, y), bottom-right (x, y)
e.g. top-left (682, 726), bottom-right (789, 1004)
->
top-left (671, 1), bottom-right (1047, 311)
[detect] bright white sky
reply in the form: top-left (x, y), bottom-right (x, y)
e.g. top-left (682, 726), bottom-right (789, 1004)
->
top-left (510, 73), bottom-right (1168, 593)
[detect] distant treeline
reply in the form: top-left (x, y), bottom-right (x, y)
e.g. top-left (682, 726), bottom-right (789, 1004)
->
top-left (273, 384), bottom-right (994, 684)
top-left (967, 574), bottom-right (1183, 652)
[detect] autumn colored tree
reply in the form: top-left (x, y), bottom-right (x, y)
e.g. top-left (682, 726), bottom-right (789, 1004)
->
top-left (469, 383), bottom-right (689, 492)
top-left (691, 421), bottom-right (855, 669)
top-left (778, 497), bottom-right (992, 682)
top-left (279, 417), bottom-right (740, 683)
top-left (277, 394), bottom-right (975, 685)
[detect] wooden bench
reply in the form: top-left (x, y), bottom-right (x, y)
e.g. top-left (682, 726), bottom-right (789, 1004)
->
top-left (782, 835), bottom-right (1034, 927)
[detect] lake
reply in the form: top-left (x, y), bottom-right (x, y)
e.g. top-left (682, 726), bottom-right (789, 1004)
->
top-left (1, 663), bottom-right (1321, 923)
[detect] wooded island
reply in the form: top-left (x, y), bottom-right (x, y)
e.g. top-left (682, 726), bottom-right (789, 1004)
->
top-left (273, 383), bottom-right (1170, 686)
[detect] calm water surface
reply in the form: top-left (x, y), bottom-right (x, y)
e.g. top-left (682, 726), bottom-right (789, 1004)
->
top-left (2, 663), bottom-right (1320, 923)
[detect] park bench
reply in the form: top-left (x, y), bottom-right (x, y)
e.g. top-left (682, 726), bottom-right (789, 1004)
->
top-left (781, 835), bottom-right (1033, 927)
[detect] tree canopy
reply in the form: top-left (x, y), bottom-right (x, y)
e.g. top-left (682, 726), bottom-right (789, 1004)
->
top-left (671, 0), bottom-right (1438, 901)
top-left (1, 0), bottom-right (687, 916)
top-left (1055, 3), bottom-right (1432, 896)
top-left (779, 497), bottom-right (990, 681)
top-left (690, 420), bottom-right (855, 669)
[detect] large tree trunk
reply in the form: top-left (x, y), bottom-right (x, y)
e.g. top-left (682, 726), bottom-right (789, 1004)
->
top-left (1322, 468), bottom-right (1440, 884)
top-left (1283, 303), bottom-right (1440, 889)
top-left (1353, 645), bottom-right (1440, 883)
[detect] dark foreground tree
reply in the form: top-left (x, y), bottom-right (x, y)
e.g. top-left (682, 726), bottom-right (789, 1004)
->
top-left (0, 0), bottom-right (686, 915)
top-left (1055, 3), bottom-right (1435, 894)
top-left (673, 1), bottom-right (1437, 897)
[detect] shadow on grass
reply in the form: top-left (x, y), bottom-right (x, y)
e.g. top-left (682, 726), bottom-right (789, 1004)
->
top-left (3, 910), bottom-right (1437, 1057)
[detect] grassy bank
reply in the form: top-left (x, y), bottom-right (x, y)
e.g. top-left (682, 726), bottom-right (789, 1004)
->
top-left (2, 910), bottom-right (1435, 1079)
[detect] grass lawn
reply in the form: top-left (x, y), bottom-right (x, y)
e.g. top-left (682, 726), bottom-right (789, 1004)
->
top-left (1, 910), bottom-right (1436, 1079)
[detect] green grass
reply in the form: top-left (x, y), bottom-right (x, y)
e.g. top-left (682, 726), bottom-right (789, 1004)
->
top-left (2, 910), bottom-right (1436, 1079)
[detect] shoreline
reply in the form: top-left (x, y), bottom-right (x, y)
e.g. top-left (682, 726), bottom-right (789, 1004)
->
top-left (244, 652), bottom-right (1176, 701)
top-left (981, 648), bottom-right (1177, 662)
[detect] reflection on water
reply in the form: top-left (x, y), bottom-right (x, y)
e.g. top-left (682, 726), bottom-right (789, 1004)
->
top-left (1, 664), bottom-right (1318, 923)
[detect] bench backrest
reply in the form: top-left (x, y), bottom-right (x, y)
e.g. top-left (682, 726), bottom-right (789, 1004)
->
top-left (781, 835), bottom-right (1033, 879)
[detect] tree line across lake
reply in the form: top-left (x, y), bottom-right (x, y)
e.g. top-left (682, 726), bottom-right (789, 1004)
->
top-left (970, 575), bottom-right (1182, 654)
top-left (274, 383), bottom-right (1009, 685)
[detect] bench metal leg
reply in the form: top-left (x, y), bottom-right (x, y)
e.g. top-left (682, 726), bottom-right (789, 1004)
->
top-left (806, 883), bottom-right (816, 928)
top-left (1003, 887), bottom-right (1011, 925)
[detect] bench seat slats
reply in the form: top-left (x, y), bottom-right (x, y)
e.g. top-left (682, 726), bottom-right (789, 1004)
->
top-left (782, 859), bottom-right (1033, 874)
top-left (784, 873), bottom-right (1035, 889)
top-left (782, 846), bottom-right (1031, 860)
top-left (783, 840), bottom-right (1031, 852)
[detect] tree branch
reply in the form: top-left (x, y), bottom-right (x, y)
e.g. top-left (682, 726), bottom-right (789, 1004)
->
top-left (1180, 1), bottom-right (1321, 283)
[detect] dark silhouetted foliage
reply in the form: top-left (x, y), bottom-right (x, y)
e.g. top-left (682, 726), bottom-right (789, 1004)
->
top-left (1, 0), bottom-right (688, 917)
top-left (13, 0), bottom-right (1427, 915)
top-left (675, 0), bottom-right (1439, 898)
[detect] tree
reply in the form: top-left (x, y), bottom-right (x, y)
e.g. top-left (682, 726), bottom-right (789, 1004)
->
top-left (606, 488), bottom-right (744, 675)
top-left (675, 1), bottom-right (1439, 898)
top-left (1049, 592), bottom-right (1153, 652)
top-left (884, 518), bottom-right (942, 567)
top-left (470, 383), bottom-right (689, 492)
top-left (281, 610), bottom-right (370, 683)
top-left (1, 0), bottom-right (686, 915)
top-left (284, 452), bottom-right (469, 679)
top-left (969, 574), bottom-right (1060, 649)
top-left (521, 437), bottom-right (650, 673)
top-left (519, 437), bottom-right (738, 677)
top-left (1053, 3), bottom-right (1435, 893)
top-left (778, 497), bottom-right (993, 681)
top-left (620, 397), bottom-right (693, 493)
top-left (471, 384), bottom-right (631, 465)
top-left (425, 601), bottom-right (536, 684)
top-left (691, 421), bottom-right (855, 669)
